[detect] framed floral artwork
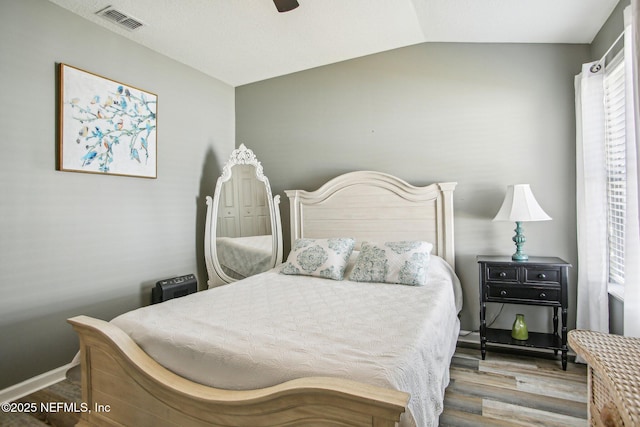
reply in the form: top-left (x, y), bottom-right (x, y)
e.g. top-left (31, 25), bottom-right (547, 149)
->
top-left (58, 63), bottom-right (157, 178)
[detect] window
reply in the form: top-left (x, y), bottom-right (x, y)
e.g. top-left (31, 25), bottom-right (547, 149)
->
top-left (576, 9), bottom-right (639, 333)
top-left (603, 52), bottom-right (626, 289)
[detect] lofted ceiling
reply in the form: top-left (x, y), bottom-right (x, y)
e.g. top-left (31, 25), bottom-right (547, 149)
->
top-left (48, 0), bottom-right (619, 87)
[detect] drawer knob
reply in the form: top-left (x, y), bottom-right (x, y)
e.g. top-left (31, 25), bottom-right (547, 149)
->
top-left (538, 273), bottom-right (546, 279)
top-left (500, 290), bottom-right (507, 296)
top-left (539, 292), bottom-right (547, 298)
top-left (499, 272), bottom-right (507, 278)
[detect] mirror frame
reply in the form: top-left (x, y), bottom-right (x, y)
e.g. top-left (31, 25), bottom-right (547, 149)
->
top-left (204, 144), bottom-right (283, 287)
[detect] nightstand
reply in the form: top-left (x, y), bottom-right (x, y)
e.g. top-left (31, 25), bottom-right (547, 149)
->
top-left (477, 255), bottom-right (572, 370)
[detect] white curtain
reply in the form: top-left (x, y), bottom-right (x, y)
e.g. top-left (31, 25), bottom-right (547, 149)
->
top-left (575, 64), bottom-right (609, 334)
top-left (575, 4), bottom-right (640, 338)
top-left (625, 2), bottom-right (640, 338)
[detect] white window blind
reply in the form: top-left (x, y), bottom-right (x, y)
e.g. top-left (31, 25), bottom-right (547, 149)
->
top-left (603, 52), bottom-right (626, 286)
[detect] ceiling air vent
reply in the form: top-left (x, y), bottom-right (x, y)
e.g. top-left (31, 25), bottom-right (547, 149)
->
top-left (95, 6), bottom-right (144, 31)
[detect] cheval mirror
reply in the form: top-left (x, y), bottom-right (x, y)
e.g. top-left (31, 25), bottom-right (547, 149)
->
top-left (204, 144), bottom-right (283, 287)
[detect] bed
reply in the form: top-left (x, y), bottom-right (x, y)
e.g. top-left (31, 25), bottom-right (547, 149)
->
top-left (68, 171), bottom-right (460, 427)
top-left (216, 235), bottom-right (274, 279)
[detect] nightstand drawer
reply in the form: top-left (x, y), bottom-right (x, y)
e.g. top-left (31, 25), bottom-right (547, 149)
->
top-left (523, 267), bottom-right (561, 284)
top-left (486, 265), bottom-right (519, 282)
top-left (486, 284), bottom-right (560, 303)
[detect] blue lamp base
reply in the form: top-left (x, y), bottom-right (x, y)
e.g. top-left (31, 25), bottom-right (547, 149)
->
top-left (512, 221), bottom-right (528, 261)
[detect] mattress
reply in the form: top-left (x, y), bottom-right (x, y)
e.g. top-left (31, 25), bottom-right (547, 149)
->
top-left (216, 235), bottom-right (273, 278)
top-left (112, 255), bottom-right (462, 427)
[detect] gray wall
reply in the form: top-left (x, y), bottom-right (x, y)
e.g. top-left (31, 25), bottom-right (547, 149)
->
top-left (0, 0), bottom-right (234, 389)
top-left (592, 0), bottom-right (630, 59)
top-left (236, 42), bottom-right (591, 333)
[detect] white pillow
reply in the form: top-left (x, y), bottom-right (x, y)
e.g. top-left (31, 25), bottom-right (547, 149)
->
top-left (281, 237), bottom-right (356, 280)
top-left (349, 241), bottom-right (433, 286)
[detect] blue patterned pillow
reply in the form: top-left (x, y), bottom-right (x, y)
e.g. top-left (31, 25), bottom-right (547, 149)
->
top-left (349, 241), bottom-right (433, 286)
top-left (281, 238), bottom-right (356, 280)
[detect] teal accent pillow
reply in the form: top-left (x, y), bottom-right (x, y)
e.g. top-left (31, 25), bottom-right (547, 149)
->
top-left (349, 241), bottom-right (433, 286)
top-left (281, 237), bottom-right (356, 280)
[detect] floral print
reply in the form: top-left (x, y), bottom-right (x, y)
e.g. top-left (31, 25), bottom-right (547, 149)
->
top-left (281, 238), bottom-right (355, 280)
top-left (350, 241), bottom-right (433, 286)
top-left (398, 252), bottom-right (430, 286)
top-left (349, 245), bottom-right (388, 282)
top-left (297, 246), bottom-right (329, 273)
top-left (387, 240), bottom-right (422, 254)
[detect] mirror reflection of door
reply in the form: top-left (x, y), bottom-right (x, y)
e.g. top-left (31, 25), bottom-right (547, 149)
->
top-left (214, 164), bottom-right (275, 281)
top-left (217, 165), bottom-right (272, 238)
top-left (205, 144), bottom-right (283, 287)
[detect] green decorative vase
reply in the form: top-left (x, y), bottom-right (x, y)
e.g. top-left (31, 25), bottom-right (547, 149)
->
top-left (511, 314), bottom-right (529, 340)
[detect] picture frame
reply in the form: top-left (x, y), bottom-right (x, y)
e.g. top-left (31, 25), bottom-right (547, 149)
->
top-left (58, 63), bottom-right (157, 178)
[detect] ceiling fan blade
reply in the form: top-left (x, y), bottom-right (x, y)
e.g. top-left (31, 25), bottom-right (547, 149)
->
top-left (273, 0), bottom-right (299, 12)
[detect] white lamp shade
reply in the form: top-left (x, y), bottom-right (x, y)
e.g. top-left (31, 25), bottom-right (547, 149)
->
top-left (493, 184), bottom-right (552, 222)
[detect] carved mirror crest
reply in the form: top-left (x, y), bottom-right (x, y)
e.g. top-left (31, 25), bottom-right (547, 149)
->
top-left (205, 144), bottom-right (282, 286)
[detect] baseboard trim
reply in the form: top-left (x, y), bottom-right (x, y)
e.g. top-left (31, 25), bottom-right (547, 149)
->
top-left (458, 329), bottom-right (480, 344)
top-left (0, 360), bottom-right (79, 404)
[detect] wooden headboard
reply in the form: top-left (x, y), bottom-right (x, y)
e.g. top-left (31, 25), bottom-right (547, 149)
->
top-left (284, 171), bottom-right (457, 269)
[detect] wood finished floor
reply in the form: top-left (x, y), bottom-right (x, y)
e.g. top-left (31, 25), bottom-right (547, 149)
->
top-left (2, 344), bottom-right (587, 426)
top-left (441, 345), bottom-right (587, 426)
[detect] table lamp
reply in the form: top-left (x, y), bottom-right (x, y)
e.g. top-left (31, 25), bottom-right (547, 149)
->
top-left (493, 184), bottom-right (551, 261)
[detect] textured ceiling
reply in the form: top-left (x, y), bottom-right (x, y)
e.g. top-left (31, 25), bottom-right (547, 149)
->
top-left (47, 0), bottom-right (619, 87)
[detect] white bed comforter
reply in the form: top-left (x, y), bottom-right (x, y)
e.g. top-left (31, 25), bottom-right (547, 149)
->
top-left (216, 235), bottom-right (273, 278)
top-left (112, 256), bottom-right (462, 427)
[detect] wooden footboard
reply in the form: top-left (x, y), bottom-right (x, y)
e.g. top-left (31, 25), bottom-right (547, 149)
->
top-left (68, 315), bottom-right (409, 427)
